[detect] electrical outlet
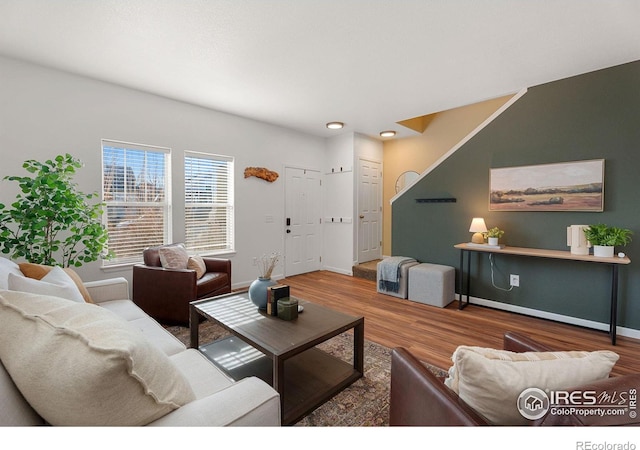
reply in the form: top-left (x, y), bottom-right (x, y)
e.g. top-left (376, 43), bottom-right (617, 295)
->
top-left (510, 274), bottom-right (520, 287)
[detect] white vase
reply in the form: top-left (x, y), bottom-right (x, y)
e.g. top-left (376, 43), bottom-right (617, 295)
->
top-left (593, 245), bottom-right (614, 258)
top-left (488, 237), bottom-right (499, 246)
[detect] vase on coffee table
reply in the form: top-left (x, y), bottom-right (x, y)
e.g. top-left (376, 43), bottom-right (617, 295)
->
top-left (248, 277), bottom-right (277, 310)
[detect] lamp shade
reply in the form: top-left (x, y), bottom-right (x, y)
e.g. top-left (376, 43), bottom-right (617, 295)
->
top-left (469, 218), bottom-right (487, 233)
top-left (469, 217), bottom-right (487, 244)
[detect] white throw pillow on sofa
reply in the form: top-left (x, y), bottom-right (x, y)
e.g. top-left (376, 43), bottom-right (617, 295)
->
top-left (444, 345), bottom-right (619, 425)
top-left (0, 257), bottom-right (23, 290)
top-left (8, 266), bottom-right (84, 302)
top-left (0, 290), bottom-right (196, 426)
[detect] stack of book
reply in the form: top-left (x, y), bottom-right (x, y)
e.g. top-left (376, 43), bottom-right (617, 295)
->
top-left (266, 284), bottom-right (290, 316)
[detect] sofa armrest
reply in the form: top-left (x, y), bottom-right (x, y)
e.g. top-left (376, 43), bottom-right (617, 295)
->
top-left (503, 331), bottom-right (554, 352)
top-left (535, 374), bottom-right (640, 426)
top-left (147, 377), bottom-right (280, 426)
top-left (83, 277), bottom-right (129, 303)
top-left (389, 347), bottom-right (488, 426)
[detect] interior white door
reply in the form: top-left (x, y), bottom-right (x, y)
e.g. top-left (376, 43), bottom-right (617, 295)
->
top-left (284, 167), bottom-right (321, 276)
top-left (357, 159), bottom-right (382, 263)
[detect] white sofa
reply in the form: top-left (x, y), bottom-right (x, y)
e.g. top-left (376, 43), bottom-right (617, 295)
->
top-left (0, 273), bottom-right (280, 426)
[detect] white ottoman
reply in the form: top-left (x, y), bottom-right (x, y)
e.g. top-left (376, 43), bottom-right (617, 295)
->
top-left (377, 259), bottom-right (418, 299)
top-left (408, 263), bottom-right (455, 307)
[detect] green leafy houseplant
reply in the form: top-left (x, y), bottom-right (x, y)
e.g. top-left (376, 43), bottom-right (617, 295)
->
top-left (0, 154), bottom-right (110, 267)
top-left (484, 227), bottom-right (505, 239)
top-left (583, 224), bottom-right (632, 247)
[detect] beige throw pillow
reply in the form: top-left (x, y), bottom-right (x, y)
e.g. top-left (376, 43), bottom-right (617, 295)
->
top-left (444, 346), bottom-right (619, 425)
top-left (0, 290), bottom-right (195, 426)
top-left (159, 244), bottom-right (189, 270)
top-left (187, 255), bottom-right (206, 279)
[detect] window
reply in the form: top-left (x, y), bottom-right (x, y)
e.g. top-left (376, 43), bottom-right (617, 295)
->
top-left (102, 140), bottom-right (171, 266)
top-left (184, 151), bottom-right (234, 254)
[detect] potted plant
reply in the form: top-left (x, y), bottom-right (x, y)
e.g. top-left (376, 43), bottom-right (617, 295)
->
top-left (484, 227), bottom-right (504, 246)
top-left (583, 224), bottom-right (632, 257)
top-left (0, 154), bottom-right (110, 267)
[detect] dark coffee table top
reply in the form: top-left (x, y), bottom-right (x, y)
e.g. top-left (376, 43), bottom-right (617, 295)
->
top-left (191, 290), bottom-right (363, 359)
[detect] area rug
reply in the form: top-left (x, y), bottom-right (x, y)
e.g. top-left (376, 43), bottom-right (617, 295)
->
top-left (164, 320), bottom-right (446, 426)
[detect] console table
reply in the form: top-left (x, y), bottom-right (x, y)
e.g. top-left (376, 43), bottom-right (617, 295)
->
top-left (454, 243), bottom-right (631, 344)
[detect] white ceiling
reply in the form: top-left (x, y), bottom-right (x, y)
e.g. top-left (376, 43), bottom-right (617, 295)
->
top-left (1, 1), bottom-right (640, 140)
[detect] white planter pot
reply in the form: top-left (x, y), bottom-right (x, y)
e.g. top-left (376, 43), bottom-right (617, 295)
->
top-left (593, 245), bottom-right (614, 258)
top-left (488, 237), bottom-right (499, 246)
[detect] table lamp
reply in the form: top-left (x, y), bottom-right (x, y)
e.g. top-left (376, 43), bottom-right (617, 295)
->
top-left (469, 218), bottom-right (487, 244)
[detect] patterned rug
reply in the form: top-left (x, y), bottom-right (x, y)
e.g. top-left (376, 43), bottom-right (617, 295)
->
top-left (165, 320), bottom-right (445, 426)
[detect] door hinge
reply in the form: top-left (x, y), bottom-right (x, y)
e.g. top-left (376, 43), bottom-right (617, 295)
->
top-left (319, 256), bottom-right (322, 262)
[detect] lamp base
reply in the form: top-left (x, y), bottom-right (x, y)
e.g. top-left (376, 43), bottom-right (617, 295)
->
top-left (471, 232), bottom-right (485, 244)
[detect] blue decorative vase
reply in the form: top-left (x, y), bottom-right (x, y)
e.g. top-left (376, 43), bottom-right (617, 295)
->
top-left (248, 277), bottom-right (277, 310)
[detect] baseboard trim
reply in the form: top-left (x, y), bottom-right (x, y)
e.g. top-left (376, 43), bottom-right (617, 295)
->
top-left (464, 295), bottom-right (640, 340)
top-left (323, 266), bottom-right (353, 276)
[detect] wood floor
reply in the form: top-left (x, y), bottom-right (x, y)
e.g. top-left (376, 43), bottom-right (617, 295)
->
top-left (281, 270), bottom-right (640, 377)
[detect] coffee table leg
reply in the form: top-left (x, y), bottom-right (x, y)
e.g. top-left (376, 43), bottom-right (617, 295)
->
top-left (273, 356), bottom-right (285, 419)
top-left (353, 321), bottom-right (364, 374)
top-left (189, 304), bottom-right (200, 349)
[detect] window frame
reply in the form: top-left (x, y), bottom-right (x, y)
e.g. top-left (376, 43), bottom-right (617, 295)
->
top-left (101, 139), bottom-right (172, 267)
top-left (184, 150), bottom-right (235, 256)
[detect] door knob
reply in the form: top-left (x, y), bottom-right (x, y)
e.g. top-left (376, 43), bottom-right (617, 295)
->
top-left (286, 229), bottom-right (291, 233)
top-left (359, 215), bottom-right (364, 219)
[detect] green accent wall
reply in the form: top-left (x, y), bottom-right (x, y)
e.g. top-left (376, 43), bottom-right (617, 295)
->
top-left (392, 60), bottom-right (640, 330)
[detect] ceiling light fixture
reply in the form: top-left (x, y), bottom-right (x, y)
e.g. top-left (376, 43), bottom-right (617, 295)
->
top-left (326, 122), bottom-right (344, 130)
top-left (380, 130), bottom-right (396, 138)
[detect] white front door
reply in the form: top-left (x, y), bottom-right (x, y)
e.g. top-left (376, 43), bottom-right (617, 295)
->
top-left (357, 159), bottom-right (382, 263)
top-left (284, 167), bottom-right (321, 276)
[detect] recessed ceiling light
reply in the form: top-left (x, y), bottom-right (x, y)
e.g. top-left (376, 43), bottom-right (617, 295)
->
top-left (380, 130), bottom-right (396, 138)
top-left (326, 122), bottom-right (344, 130)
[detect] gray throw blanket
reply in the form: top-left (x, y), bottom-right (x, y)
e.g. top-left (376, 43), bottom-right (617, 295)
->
top-left (378, 256), bottom-right (416, 293)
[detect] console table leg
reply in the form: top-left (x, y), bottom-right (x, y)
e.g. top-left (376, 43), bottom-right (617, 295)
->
top-left (465, 251), bottom-right (471, 308)
top-left (611, 265), bottom-right (618, 345)
top-left (458, 250), bottom-right (472, 310)
top-left (458, 250), bottom-right (464, 309)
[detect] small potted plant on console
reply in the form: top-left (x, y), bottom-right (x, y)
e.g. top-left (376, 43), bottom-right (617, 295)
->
top-left (484, 227), bottom-right (504, 246)
top-left (583, 224), bottom-right (632, 257)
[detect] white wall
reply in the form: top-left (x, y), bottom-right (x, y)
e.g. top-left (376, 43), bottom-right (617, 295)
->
top-left (0, 56), bottom-right (327, 289)
top-left (322, 133), bottom-right (354, 274)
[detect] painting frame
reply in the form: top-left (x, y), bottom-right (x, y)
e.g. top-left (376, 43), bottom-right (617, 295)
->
top-left (489, 159), bottom-right (604, 212)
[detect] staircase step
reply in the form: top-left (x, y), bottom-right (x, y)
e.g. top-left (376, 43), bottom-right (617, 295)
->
top-left (352, 259), bottom-right (381, 281)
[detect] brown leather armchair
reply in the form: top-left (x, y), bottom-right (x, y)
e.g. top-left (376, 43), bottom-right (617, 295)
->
top-left (132, 244), bottom-right (231, 325)
top-left (390, 331), bottom-right (640, 426)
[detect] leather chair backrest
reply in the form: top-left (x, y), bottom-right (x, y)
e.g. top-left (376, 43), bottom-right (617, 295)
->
top-left (142, 243), bottom-right (184, 267)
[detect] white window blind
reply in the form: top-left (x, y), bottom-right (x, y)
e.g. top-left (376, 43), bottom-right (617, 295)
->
top-left (102, 140), bottom-right (171, 266)
top-left (184, 152), bottom-right (234, 254)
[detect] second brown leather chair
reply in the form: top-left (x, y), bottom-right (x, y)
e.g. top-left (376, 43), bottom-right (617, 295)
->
top-left (132, 243), bottom-right (231, 325)
top-left (390, 332), bottom-right (640, 426)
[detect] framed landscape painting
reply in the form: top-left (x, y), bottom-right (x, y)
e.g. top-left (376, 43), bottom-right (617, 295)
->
top-left (489, 159), bottom-right (604, 212)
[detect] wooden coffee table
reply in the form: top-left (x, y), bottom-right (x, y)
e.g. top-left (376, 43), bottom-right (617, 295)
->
top-left (189, 290), bottom-right (364, 425)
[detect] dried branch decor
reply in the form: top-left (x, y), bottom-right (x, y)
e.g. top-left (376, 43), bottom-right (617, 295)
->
top-left (258, 252), bottom-right (281, 278)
